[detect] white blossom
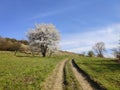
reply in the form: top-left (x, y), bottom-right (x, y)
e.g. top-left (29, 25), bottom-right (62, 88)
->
top-left (27, 23), bottom-right (60, 57)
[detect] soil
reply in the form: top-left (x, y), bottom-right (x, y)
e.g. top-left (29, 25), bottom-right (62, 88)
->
top-left (42, 59), bottom-right (102, 90)
top-left (41, 59), bottom-right (67, 90)
top-left (70, 60), bottom-right (94, 90)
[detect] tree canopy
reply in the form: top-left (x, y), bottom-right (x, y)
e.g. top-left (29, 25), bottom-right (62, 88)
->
top-left (27, 23), bottom-right (60, 57)
top-left (93, 42), bottom-right (105, 58)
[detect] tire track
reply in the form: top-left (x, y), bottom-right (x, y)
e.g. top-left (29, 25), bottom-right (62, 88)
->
top-left (71, 59), bottom-right (106, 90)
top-left (41, 59), bottom-right (67, 90)
top-left (63, 60), bottom-right (82, 90)
top-left (70, 60), bottom-right (94, 90)
top-left (42, 58), bottom-right (105, 90)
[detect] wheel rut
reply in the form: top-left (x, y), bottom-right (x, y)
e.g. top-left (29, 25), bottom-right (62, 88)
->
top-left (71, 59), bottom-right (106, 90)
top-left (42, 59), bottom-right (104, 90)
top-left (70, 60), bottom-right (94, 90)
top-left (41, 59), bottom-right (67, 90)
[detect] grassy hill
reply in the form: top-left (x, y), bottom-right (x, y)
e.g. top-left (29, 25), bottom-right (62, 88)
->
top-left (0, 51), bottom-right (120, 90)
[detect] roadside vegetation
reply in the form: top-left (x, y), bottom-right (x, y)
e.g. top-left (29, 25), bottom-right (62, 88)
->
top-left (0, 51), bottom-right (65, 90)
top-left (74, 56), bottom-right (120, 90)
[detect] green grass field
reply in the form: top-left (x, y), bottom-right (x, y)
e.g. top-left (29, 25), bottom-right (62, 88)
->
top-left (75, 56), bottom-right (120, 90)
top-left (0, 51), bottom-right (120, 90)
top-left (0, 51), bottom-right (64, 90)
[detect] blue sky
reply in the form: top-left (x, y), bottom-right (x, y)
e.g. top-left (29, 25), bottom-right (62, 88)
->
top-left (0, 0), bottom-right (120, 57)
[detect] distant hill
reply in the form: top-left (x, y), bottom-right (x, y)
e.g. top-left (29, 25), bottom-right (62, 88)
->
top-left (0, 36), bottom-right (28, 51)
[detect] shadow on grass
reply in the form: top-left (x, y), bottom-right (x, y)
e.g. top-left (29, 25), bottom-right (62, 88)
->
top-left (16, 55), bottom-right (41, 58)
top-left (78, 61), bottom-right (120, 72)
top-left (95, 64), bottom-right (120, 71)
top-left (91, 59), bottom-right (119, 63)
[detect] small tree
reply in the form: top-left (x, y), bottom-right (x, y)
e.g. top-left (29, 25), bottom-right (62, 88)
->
top-left (13, 42), bottom-right (21, 56)
top-left (88, 51), bottom-right (94, 57)
top-left (93, 42), bottom-right (105, 58)
top-left (112, 40), bottom-right (120, 62)
top-left (113, 48), bottom-right (120, 59)
top-left (27, 23), bottom-right (60, 57)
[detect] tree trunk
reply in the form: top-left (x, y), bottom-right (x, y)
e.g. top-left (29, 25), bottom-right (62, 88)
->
top-left (41, 46), bottom-right (47, 57)
top-left (31, 51), bottom-right (34, 56)
top-left (42, 52), bottom-right (46, 57)
top-left (14, 50), bottom-right (17, 56)
top-left (49, 52), bottom-right (53, 57)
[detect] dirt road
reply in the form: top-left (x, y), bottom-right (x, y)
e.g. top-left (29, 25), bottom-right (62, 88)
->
top-left (42, 59), bottom-right (102, 90)
top-left (41, 59), bottom-right (67, 90)
top-left (70, 60), bottom-right (94, 90)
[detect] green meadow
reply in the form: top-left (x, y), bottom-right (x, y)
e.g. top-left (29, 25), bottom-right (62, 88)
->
top-left (0, 51), bottom-right (64, 90)
top-left (0, 51), bottom-right (120, 90)
top-left (75, 56), bottom-right (120, 90)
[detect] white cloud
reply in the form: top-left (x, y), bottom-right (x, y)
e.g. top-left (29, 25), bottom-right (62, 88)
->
top-left (30, 7), bottom-right (75, 20)
top-left (31, 10), bottom-right (60, 19)
top-left (60, 23), bottom-right (120, 57)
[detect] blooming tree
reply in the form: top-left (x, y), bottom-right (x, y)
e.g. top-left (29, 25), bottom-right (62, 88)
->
top-left (27, 23), bottom-right (60, 57)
